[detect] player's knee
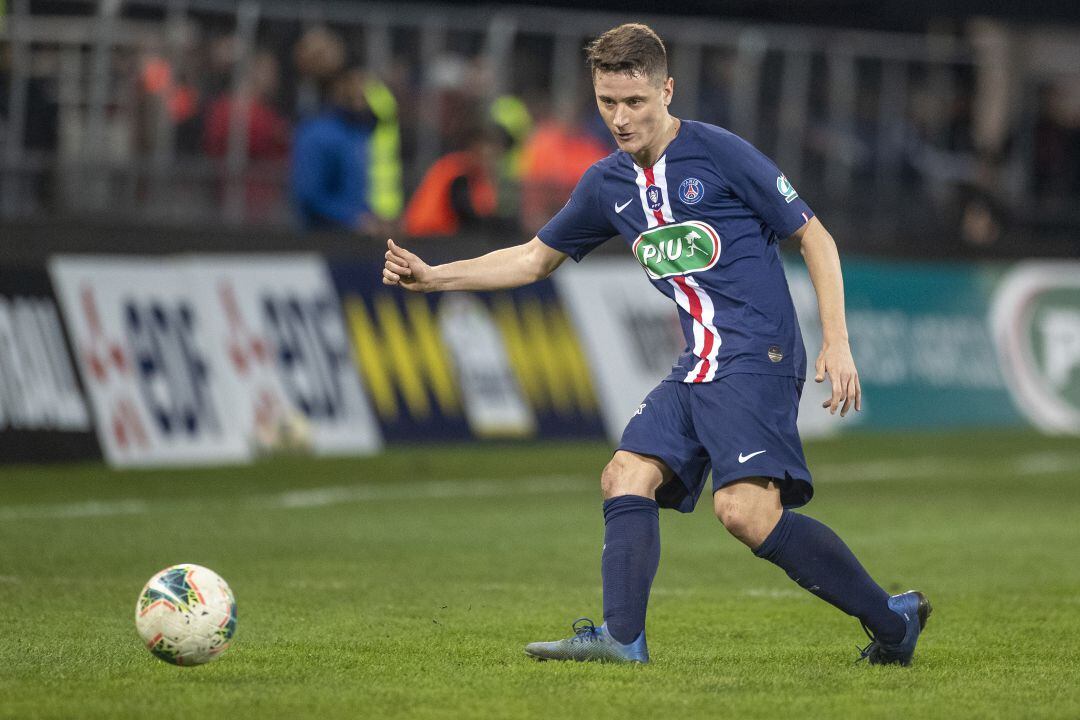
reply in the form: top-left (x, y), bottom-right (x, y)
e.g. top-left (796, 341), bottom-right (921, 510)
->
top-left (600, 456), bottom-right (628, 498)
top-left (600, 453), bottom-right (661, 500)
top-left (714, 493), bottom-right (777, 547)
top-left (714, 498), bottom-right (751, 539)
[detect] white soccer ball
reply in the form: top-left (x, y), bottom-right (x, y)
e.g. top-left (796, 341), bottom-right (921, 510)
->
top-left (135, 564), bottom-right (237, 666)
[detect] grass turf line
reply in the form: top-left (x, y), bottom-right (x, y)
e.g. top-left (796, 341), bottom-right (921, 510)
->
top-left (1, 430), bottom-right (1079, 719)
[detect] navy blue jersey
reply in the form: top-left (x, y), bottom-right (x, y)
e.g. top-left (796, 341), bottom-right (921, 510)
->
top-left (538, 120), bottom-right (813, 383)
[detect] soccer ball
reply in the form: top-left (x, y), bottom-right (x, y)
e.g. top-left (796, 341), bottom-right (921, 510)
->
top-left (135, 564), bottom-right (237, 666)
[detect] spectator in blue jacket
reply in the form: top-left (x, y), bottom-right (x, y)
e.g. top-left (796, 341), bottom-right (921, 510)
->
top-left (290, 68), bottom-right (378, 231)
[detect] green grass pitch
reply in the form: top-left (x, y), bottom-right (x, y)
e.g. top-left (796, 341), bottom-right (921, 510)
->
top-left (2, 430), bottom-right (1080, 719)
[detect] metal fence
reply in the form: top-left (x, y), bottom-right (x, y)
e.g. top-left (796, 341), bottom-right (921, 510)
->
top-left (1, 1), bottom-right (1079, 252)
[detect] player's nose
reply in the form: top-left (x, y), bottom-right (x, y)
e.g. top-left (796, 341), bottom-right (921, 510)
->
top-left (612, 106), bottom-right (630, 128)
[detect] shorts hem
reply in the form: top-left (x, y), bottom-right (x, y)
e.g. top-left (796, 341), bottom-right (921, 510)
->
top-left (614, 443), bottom-right (705, 514)
top-left (711, 464), bottom-right (814, 509)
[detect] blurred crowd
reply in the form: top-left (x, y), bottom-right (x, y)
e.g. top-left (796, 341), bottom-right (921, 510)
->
top-left (1, 23), bottom-right (617, 239)
top-left (2, 15), bottom-right (1080, 253)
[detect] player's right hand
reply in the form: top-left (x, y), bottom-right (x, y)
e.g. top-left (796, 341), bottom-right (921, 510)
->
top-left (814, 341), bottom-right (861, 417)
top-left (383, 238), bottom-right (435, 292)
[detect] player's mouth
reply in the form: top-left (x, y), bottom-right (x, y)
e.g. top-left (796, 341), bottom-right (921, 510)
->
top-left (616, 131), bottom-right (635, 143)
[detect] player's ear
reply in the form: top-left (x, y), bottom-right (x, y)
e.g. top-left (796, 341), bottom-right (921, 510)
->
top-left (663, 76), bottom-right (674, 106)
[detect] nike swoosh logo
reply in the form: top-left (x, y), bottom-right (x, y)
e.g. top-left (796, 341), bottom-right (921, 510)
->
top-left (738, 450), bottom-right (767, 463)
top-left (615, 199), bottom-right (633, 213)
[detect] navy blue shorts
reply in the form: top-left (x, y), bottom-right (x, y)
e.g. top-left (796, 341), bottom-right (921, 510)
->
top-left (617, 373), bottom-right (813, 513)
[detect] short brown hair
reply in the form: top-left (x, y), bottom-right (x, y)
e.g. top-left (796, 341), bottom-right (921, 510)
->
top-left (586, 23), bottom-right (668, 85)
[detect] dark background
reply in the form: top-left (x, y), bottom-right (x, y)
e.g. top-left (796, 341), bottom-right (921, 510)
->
top-left (380, 0), bottom-right (1079, 31)
top-left (33, 0), bottom-right (1080, 31)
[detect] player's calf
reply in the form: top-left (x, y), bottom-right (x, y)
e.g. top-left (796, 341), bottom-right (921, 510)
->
top-left (752, 509), bottom-right (910, 649)
top-left (596, 452), bottom-right (667, 646)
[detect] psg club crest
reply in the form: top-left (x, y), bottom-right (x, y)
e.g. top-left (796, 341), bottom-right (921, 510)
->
top-left (679, 177), bottom-right (704, 205)
top-left (646, 185), bottom-right (663, 210)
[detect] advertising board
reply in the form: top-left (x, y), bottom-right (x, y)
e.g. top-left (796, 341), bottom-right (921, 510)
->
top-left (50, 255), bottom-right (383, 467)
top-left (557, 255), bottom-right (1033, 441)
top-left (188, 256), bottom-right (382, 456)
top-left (332, 261), bottom-right (604, 442)
top-left (0, 266), bottom-right (99, 463)
top-left (51, 257), bottom-right (250, 466)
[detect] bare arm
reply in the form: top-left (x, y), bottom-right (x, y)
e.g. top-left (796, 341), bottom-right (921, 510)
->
top-left (791, 216), bottom-right (861, 416)
top-left (382, 236), bottom-right (568, 292)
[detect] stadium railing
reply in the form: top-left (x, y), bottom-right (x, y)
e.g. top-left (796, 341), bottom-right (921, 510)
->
top-left (1, 1), bottom-right (1079, 256)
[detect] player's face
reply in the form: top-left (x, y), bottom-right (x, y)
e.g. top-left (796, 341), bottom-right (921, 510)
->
top-left (593, 70), bottom-right (675, 164)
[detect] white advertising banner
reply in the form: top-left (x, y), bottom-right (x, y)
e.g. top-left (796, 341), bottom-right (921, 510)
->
top-left (51, 255), bottom-right (383, 467)
top-left (436, 293), bottom-right (535, 438)
top-left (555, 258), bottom-right (836, 442)
top-left (187, 255), bottom-right (382, 456)
top-left (50, 257), bottom-right (249, 466)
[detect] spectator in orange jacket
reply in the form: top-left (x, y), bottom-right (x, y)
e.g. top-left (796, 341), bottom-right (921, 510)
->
top-left (519, 112), bottom-right (609, 233)
top-left (403, 127), bottom-right (508, 237)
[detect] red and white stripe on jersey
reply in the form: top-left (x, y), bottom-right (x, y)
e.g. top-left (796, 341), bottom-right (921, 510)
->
top-left (634, 157), bottom-right (676, 228)
top-left (670, 275), bottom-right (720, 382)
top-left (634, 158), bottom-right (721, 383)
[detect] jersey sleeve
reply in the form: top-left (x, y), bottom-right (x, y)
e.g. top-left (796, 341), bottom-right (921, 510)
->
top-left (708, 130), bottom-right (814, 239)
top-left (536, 164), bottom-right (616, 262)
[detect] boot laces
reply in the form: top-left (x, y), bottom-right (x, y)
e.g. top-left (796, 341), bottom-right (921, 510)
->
top-left (855, 621), bottom-right (880, 663)
top-left (570, 617), bottom-right (599, 644)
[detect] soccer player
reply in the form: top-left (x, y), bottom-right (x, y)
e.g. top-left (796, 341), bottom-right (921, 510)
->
top-left (383, 23), bottom-right (930, 666)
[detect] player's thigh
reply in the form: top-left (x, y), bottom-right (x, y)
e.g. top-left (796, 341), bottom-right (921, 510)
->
top-left (601, 450), bottom-right (673, 499)
top-left (615, 380), bottom-right (710, 510)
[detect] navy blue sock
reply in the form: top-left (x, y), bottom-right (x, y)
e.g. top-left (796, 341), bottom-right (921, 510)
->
top-left (754, 510), bottom-right (905, 644)
top-left (601, 495), bottom-right (660, 645)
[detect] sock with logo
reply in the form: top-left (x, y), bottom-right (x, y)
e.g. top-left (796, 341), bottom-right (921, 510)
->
top-left (601, 494), bottom-right (661, 645)
top-left (753, 510), bottom-right (906, 644)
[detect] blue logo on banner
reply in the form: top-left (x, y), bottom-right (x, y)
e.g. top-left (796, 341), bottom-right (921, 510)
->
top-left (646, 185), bottom-right (663, 210)
top-left (679, 177), bottom-right (704, 205)
top-left (262, 294), bottom-right (350, 421)
top-left (124, 300), bottom-right (218, 436)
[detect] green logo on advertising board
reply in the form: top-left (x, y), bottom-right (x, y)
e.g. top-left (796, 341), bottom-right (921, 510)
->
top-left (631, 220), bottom-right (720, 280)
top-left (991, 262), bottom-right (1080, 434)
top-left (1029, 291), bottom-right (1080, 410)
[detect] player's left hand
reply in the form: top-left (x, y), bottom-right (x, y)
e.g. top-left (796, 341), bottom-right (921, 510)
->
top-left (815, 341), bottom-right (861, 416)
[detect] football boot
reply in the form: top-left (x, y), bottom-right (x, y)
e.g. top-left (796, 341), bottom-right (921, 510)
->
top-left (525, 617), bottom-right (649, 664)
